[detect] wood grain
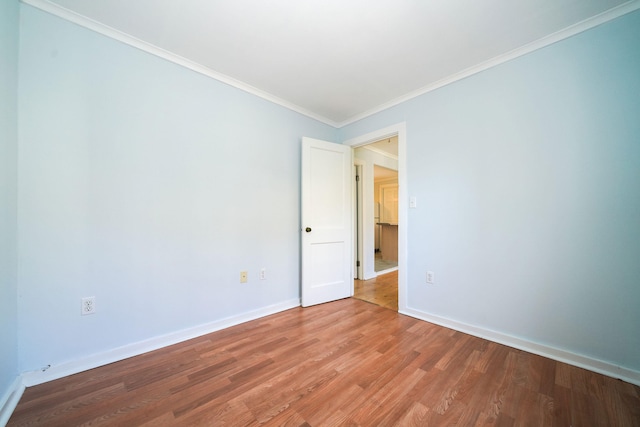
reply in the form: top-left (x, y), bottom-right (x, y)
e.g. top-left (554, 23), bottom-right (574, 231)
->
top-left (354, 270), bottom-right (398, 310)
top-left (8, 298), bottom-right (640, 426)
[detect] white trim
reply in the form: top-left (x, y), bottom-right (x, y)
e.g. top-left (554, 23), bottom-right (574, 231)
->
top-left (375, 266), bottom-right (398, 276)
top-left (23, 0), bottom-right (640, 129)
top-left (0, 376), bottom-right (24, 426)
top-left (343, 123), bottom-right (407, 312)
top-left (400, 307), bottom-right (640, 387)
top-left (21, 299), bottom-right (300, 387)
top-left (353, 160), bottom-right (365, 281)
top-left (20, 0), bottom-right (339, 128)
top-left (343, 124), bottom-right (403, 147)
top-left (337, 0), bottom-right (640, 127)
top-left (361, 145), bottom-right (398, 161)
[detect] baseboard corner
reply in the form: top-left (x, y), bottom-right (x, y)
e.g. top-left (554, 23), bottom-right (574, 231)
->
top-left (400, 307), bottom-right (640, 387)
top-left (0, 376), bottom-right (25, 427)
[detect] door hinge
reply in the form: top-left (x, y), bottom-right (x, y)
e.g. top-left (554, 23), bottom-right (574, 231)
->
top-left (355, 175), bottom-right (360, 181)
top-left (356, 261), bottom-right (360, 267)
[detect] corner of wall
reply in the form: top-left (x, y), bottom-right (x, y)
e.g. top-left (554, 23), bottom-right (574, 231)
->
top-left (0, 0), bottom-right (21, 422)
top-left (0, 376), bottom-right (24, 426)
top-left (400, 307), bottom-right (640, 387)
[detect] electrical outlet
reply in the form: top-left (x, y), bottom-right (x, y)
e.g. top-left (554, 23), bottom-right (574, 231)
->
top-left (81, 297), bottom-right (96, 315)
top-left (426, 271), bottom-right (435, 284)
top-left (240, 271), bottom-right (248, 283)
top-left (260, 268), bottom-right (266, 280)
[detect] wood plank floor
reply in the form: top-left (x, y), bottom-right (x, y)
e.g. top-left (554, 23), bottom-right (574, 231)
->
top-left (9, 298), bottom-right (640, 426)
top-left (354, 270), bottom-right (398, 311)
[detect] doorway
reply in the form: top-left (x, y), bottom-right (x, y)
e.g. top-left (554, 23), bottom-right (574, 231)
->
top-left (342, 122), bottom-right (407, 312)
top-left (300, 123), bottom-right (406, 310)
top-left (351, 135), bottom-right (400, 311)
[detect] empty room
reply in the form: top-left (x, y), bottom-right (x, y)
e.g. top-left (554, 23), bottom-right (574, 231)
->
top-left (1, 0), bottom-right (639, 425)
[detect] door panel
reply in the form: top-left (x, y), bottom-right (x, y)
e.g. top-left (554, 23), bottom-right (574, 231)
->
top-left (301, 137), bottom-right (352, 307)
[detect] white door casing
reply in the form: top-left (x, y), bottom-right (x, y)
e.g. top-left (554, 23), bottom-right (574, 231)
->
top-left (342, 122), bottom-right (407, 312)
top-left (301, 137), bottom-right (353, 307)
top-left (354, 161), bottom-right (364, 280)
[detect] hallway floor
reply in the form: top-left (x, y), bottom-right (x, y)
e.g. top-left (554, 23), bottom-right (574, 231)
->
top-left (374, 252), bottom-right (397, 272)
top-left (353, 270), bottom-right (398, 311)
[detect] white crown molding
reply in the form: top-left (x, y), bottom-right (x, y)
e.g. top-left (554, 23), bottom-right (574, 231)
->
top-left (338, 0), bottom-right (640, 127)
top-left (343, 123), bottom-right (403, 147)
top-left (400, 307), bottom-right (640, 387)
top-left (20, 0), bottom-right (339, 128)
top-left (21, 298), bottom-right (300, 387)
top-left (21, 0), bottom-right (640, 129)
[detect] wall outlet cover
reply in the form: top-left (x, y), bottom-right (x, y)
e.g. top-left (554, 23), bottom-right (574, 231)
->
top-left (81, 297), bottom-right (96, 315)
top-left (426, 271), bottom-right (435, 284)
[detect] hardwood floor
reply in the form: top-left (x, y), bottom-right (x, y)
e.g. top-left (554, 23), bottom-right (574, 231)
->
top-left (354, 270), bottom-right (398, 311)
top-left (9, 298), bottom-right (640, 426)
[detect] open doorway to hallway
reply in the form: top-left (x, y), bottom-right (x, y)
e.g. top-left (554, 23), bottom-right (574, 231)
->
top-left (353, 136), bottom-right (398, 310)
top-left (344, 122), bottom-right (406, 312)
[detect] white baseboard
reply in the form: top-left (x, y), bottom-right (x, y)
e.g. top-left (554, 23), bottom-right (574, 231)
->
top-left (375, 266), bottom-right (398, 276)
top-left (21, 299), bottom-right (300, 387)
top-left (0, 376), bottom-right (25, 427)
top-left (13, 298), bottom-right (638, 423)
top-left (400, 307), bottom-right (640, 387)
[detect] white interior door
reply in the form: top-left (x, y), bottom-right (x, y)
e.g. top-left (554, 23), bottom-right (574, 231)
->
top-left (301, 137), bottom-right (352, 307)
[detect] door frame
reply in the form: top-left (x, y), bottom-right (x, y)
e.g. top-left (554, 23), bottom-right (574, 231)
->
top-left (343, 122), bottom-right (407, 312)
top-left (353, 161), bottom-right (364, 280)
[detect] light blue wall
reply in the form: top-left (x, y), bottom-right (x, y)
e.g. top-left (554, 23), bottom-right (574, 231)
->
top-left (341, 11), bottom-right (640, 372)
top-left (12, 1), bottom-right (640, 381)
top-left (0, 0), bottom-right (20, 398)
top-left (17, 5), bottom-right (336, 372)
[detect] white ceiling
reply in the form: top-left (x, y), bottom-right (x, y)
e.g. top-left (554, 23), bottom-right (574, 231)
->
top-left (29, 0), bottom-right (637, 126)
